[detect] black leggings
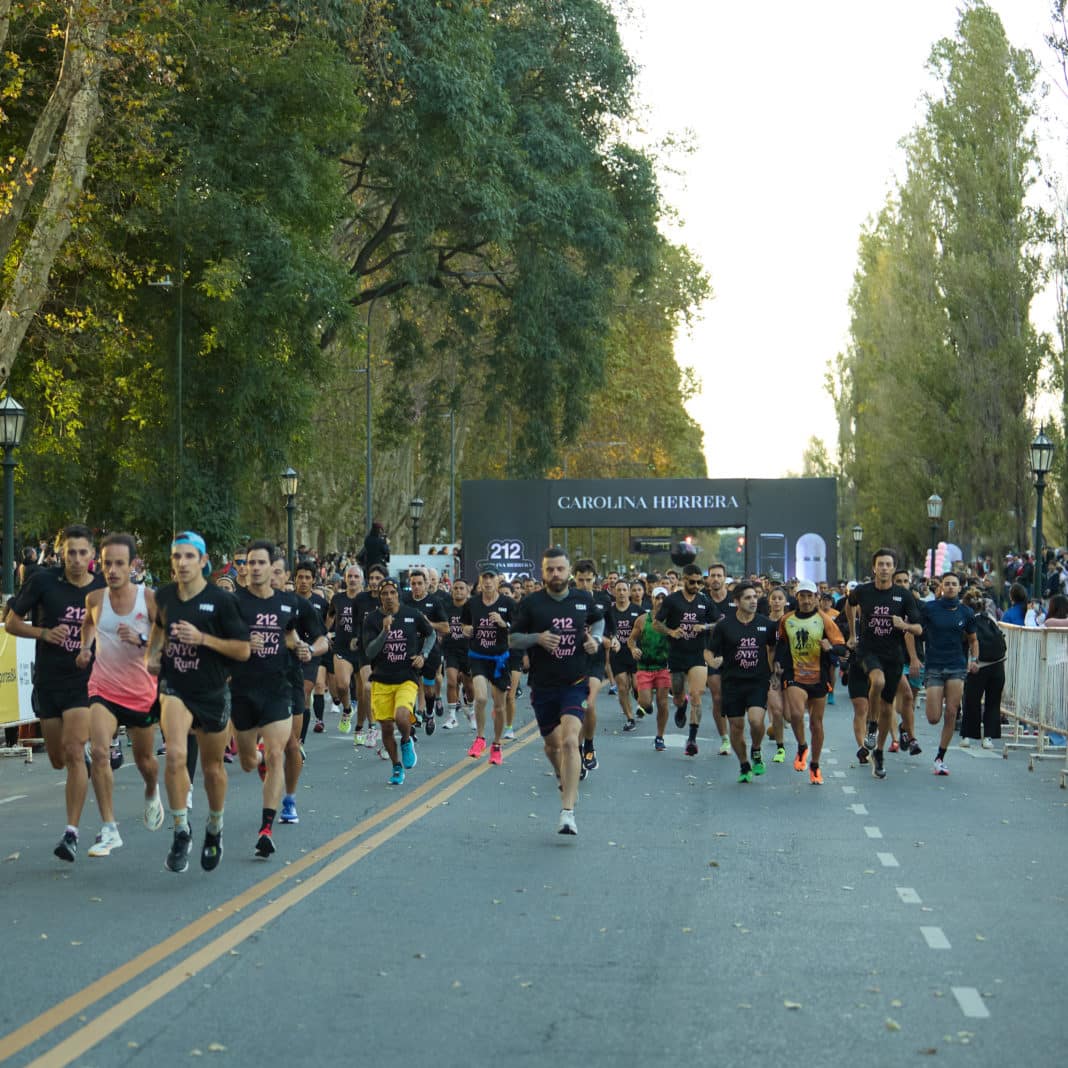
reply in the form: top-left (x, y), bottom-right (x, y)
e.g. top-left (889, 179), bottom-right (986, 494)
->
top-left (961, 663), bottom-right (1004, 740)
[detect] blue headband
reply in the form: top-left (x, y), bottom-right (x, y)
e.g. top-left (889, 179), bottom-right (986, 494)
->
top-left (172, 531), bottom-right (207, 555)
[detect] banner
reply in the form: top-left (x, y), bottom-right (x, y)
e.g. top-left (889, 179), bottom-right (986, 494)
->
top-left (0, 625), bottom-right (37, 726)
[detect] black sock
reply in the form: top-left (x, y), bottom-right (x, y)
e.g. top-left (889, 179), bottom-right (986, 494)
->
top-left (936, 747), bottom-right (947, 761)
top-left (810, 761), bottom-right (819, 771)
top-left (313, 693), bottom-right (325, 721)
top-left (299, 712), bottom-right (310, 744)
top-left (688, 723), bottom-right (698, 742)
top-left (261, 808), bottom-right (276, 833)
top-left (740, 761), bottom-right (752, 773)
top-left (797, 743), bottom-right (808, 755)
top-left (582, 739), bottom-right (593, 755)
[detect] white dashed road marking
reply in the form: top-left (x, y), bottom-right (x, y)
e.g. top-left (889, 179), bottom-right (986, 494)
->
top-left (921, 926), bottom-right (951, 949)
top-left (0, 795), bottom-right (28, 805)
top-left (952, 987), bottom-right (990, 1018)
top-left (864, 826), bottom-right (882, 838)
top-left (877, 852), bottom-right (899, 867)
top-left (896, 887), bottom-right (922, 904)
top-left (850, 803), bottom-right (868, 815)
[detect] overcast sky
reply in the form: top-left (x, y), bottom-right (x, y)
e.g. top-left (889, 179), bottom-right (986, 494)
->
top-left (617, 0), bottom-right (1068, 478)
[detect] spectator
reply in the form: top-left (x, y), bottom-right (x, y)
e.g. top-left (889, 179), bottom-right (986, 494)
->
top-left (960, 586), bottom-right (1005, 748)
top-left (1001, 583), bottom-right (1029, 626)
top-left (358, 521), bottom-right (390, 570)
top-left (1042, 594), bottom-right (1068, 629)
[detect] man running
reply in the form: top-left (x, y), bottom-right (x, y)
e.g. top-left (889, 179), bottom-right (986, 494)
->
top-left (327, 565), bottom-right (365, 734)
top-left (361, 577), bottom-right (436, 785)
top-left (441, 577), bottom-right (472, 730)
top-left (404, 569), bottom-right (449, 732)
top-left (6, 524), bottom-right (105, 861)
top-left (708, 581), bottom-right (777, 783)
top-left (510, 547), bottom-right (604, 835)
top-left (704, 563), bottom-right (735, 755)
top-left (294, 560), bottom-right (330, 736)
top-left (461, 567), bottom-right (513, 765)
top-left (847, 549), bottom-right (923, 780)
top-left (148, 532), bottom-right (250, 872)
top-left (573, 560), bottom-right (611, 774)
top-left (78, 533), bottom-right (164, 856)
top-left (607, 578), bottom-right (643, 730)
top-left (655, 564), bottom-right (715, 756)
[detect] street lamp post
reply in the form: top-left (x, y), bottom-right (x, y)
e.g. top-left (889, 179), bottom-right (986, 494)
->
top-left (926, 494), bottom-right (943, 579)
top-left (409, 496), bottom-right (424, 555)
top-left (281, 467), bottom-right (298, 570)
top-left (0, 396), bottom-right (26, 598)
top-left (851, 523), bottom-right (863, 582)
top-left (1029, 426), bottom-right (1054, 599)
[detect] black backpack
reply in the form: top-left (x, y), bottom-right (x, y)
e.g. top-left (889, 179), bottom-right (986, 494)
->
top-left (973, 614), bottom-right (1006, 662)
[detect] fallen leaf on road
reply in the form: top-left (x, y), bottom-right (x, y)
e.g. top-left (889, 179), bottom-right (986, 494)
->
top-left (885, 1018), bottom-right (901, 1031)
top-left (207, 1043), bottom-right (226, 1052)
top-left (784, 1001), bottom-right (802, 1010)
top-left (708, 861), bottom-right (719, 868)
top-left (891, 999), bottom-right (902, 1008)
top-left (918, 1048), bottom-right (938, 1055)
top-left (520, 981), bottom-right (532, 988)
top-left (681, 927), bottom-right (692, 933)
top-left (975, 934), bottom-right (986, 941)
top-left (70, 941), bottom-right (82, 947)
top-left (40, 933), bottom-right (47, 940)
top-left (414, 953), bottom-right (426, 959)
top-left (4, 852), bottom-right (19, 862)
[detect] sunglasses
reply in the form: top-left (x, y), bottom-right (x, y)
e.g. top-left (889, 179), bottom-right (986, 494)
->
top-left (235, 558), bottom-right (247, 565)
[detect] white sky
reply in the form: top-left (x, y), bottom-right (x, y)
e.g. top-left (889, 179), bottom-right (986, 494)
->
top-left (617, 0), bottom-right (1068, 477)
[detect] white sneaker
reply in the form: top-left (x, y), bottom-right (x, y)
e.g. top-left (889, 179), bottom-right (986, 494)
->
top-left (503, 727), bottom-right (515, 740)
top-left (557, 809), bottom-right (578, 836)
top-left (933, 758), bottom-right (949, 776)
top-left (88, 825), bottom-right (123, 857)
top-left (959, 738), bottom-right (971, 748)
top-left (186, 785), bottom-right (193, 810)
top-left (981, 737), bottom-right (994, 750)
top-left (365, 724), bottom-right (381, 749)
top-left (143, 792), bottom-right (165, 831)
top-left (441, 713), bottom-right (459, 730)
top-left (465, 709), bottom-right (477, 731)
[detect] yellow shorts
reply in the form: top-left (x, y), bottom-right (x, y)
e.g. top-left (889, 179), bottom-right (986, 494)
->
top-left (371, 681), bottom-right (419, 722)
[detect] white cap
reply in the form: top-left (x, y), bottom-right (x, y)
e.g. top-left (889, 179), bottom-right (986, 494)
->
top-left (796, 579), bottom-right (818, 594)
top-left (652, 586), bottom-right (669, 598)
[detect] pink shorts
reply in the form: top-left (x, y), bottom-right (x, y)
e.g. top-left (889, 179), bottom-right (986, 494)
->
top-left (635, 668), bottom-right (670, 690)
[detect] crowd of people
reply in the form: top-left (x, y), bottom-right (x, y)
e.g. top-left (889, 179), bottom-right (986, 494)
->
top-left (3, 525), bottom-right (1037, 863)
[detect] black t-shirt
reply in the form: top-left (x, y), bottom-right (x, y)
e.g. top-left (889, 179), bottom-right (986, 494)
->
top-left (9, 566), bottom-right (105, 686)
top-left (512, 589), bottom-right (604, 689)
top-left (607, 603), bottom-right (643, 647)
top-left (707, 592), bottom-right (736, 623)
top-left (709, 613), bottom-right (777, 684)
top-left (287, 593), bottom-right (329, 686)
top-left (848, 582), bottom-right (921, 662)
top-left (362, 606), bottom-right (434, 684)
top-left (656, 591), bottom-right (715, 656)
top-left (461, 595), bottom-right (513, 658)
top-left (229, 587), bottom-right (301, 693)
top-left (404, 593), bottom-right (447, 627)
top-left (330, 591), bottom-right (363, 653)
top-left (442, 599), bottom-right (470, 655)
top-left (155, 582), bottom-right (249, 697)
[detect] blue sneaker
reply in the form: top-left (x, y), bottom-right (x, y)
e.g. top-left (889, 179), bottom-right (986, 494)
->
top-left (654, 736), bottom-right (666, 752)
top-left (280, 796), bottom-right (299, 824)
top-left (389, 763), bottom-right (405, 785)
top-left (400, 738), bottom-right (418, 770)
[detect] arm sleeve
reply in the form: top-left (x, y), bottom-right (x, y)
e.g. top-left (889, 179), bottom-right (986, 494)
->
top-left (363, 616), bottom-right (387, 660)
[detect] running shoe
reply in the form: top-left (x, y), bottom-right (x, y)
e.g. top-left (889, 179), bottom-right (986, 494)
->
top-left (793, 748), bottom-right (808, 773)
top-left (88, 825), bottom-right (123, 857)
top-left (889, 738), bottom-right (900, 753)
top-left (354, 728), bottom-right (366, 747)
top-left (109, 742), bottom-right (123, 770)
top-left (143, 793), bottom-right (165, 831)
top-left (623, 718), bottom-right (637, 732)
top-left (826, 690), bottom-right (836, 705)
top-left (313, 719), bottom-right (325, 733)
top-left (933, 758), bottom-right (949, 776)
top-left (583, 749), bottom-right (599, 772)
top-left (810, 767), bottom-right (824, 785)
top-left (442, 712), bottom-right (459, 730)
top-left (871, 750), bottom-right (886, 779)
top-left (865, 723), bottom-right (877, 750)
top-left (608, 684), bottom-right (618, 696)
top-left (579, 761), bottom-right (588, 781)
top-left (280, 796), bottom-right (299, 824)
top-left (752, 752), bottom-right (766, 776)
top-left (737, 767), bottom-right (753, 784)
top-left (465, 708), bottom-right (477, 731)
top-left (425, 711), bottom-right (436, 736)
top-left (338, 711), bottom-right (353, 734)
top-left (257, 743), bottom-right (266, 783)
top-left (557, 809), bottom-right (578, 835)
top-left (467, 736), bottom-right (487, 759)
top-left (908, 738), bottom-right (923, 756)
top-left (856, 745), bottom-right (870, 764)
top-left (389, 763), bottom-right (405, 785)
top-left (165, 829), bottom-right (192, 872)
top-left (401, 738), bottom-right (418, 769)
top-left (684, 738), bottom-right (698, 757)
top-left (515, 686), bottom-right (524, 698)
top-left (156, 742), bottom-right (167, 756)
top-left (503, 726), bottom-right (515, 740)
top-left (773, 746), bottom-right (786, 764)
top-left (200, 829), bottom-right (223, 872)
top-left (54, 830), bottom-right (78, 862)
top-left (83, 740), bottom-right (92, 770)
top-left (719, 735), bottom-right (730, 756)
top-left (958, 737), bottom-right (971, 748)
top-left (636, 704), bottom-right (647, 719)
top-left (255, 827), bottom-right (276, 858)
top-left (186, 785), bottom-right (193, 810)
top-left (673, 698), bottom-right (688, 729)
top-left (366, 724), bottom-right (382, 749)
top-left (654, 736), bottom-right (666, 751)
top-left (223, 749), bottom-right (234, 764)
top-left (981, 737), bottom-right (994, 750)
top-left (488, 743), bottom-right (503, 766)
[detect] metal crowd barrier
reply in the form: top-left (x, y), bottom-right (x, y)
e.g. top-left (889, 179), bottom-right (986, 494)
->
top-left (1000, 622), bottom-right (1068, 786)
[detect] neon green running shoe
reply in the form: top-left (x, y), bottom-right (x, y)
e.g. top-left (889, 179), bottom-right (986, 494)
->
top-left (772, 746), bottom-right (786, 764)
top-left (738, 768), bottom-right (753, 784)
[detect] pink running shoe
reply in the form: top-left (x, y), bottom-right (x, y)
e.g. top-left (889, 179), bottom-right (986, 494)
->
top-left (468, 736), bottom-right (487, 759)
top-left (488, 743), bottom-right (503, 766)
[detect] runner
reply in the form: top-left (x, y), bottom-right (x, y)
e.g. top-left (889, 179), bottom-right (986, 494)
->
top-left (654, 563), bottom-right (715, 756)
top-left (6, 524), bottom-right (105, 862)
top-left (776, 579), bottom-right (845, 785)
top-left (510, 547), bottom-right (604, 835)
top-left (628, 586), bottom-right (672, 750)
top-left (461, 567), bottom-right (513, 765)
top-left (327, 565), bottom-right (364, 734)
top-left (892, 569), bottom-right (924, 756)
top-left (361, 577), bottom-right (436, 785)
top-left (920, 572), bottom-right (979, 775)
top-left (573, 560), bottom-right (612, 774)
top-left (441, 577), bottom-right (472, 730)
top-left (499, 582), bottom-right (526, 738)
top-left (705, 563), bottom-right (735, 755)
top-left (353, 564), bottom-right (386, 750)
top-left (293, 560), bottom-right (330, 736)
top-left (403, 569), bottom-right (449, 732)
top-left (148, 532), bottom-right (250, 872)
top-left (78, 533), bottom-right (164, 856)
top-left (708, 581), bottom-right (777, 783)
top-left (607, 578), bottom-right (643, 730)
top-left (846, 549), bottom-right (923, 780)
top-left (764, 586), bottom-right (789, 764)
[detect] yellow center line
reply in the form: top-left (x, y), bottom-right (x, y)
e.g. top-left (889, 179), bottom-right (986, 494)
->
top-left (0, 723), bottom-right (539, 1064)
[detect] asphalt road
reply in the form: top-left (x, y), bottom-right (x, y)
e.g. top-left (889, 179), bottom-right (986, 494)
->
top-left (1, 686), bottom-right (1066, 1068)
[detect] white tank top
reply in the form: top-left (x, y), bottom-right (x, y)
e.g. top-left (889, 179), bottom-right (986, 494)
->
top-left (88, 585), bottom-right (158, 712)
